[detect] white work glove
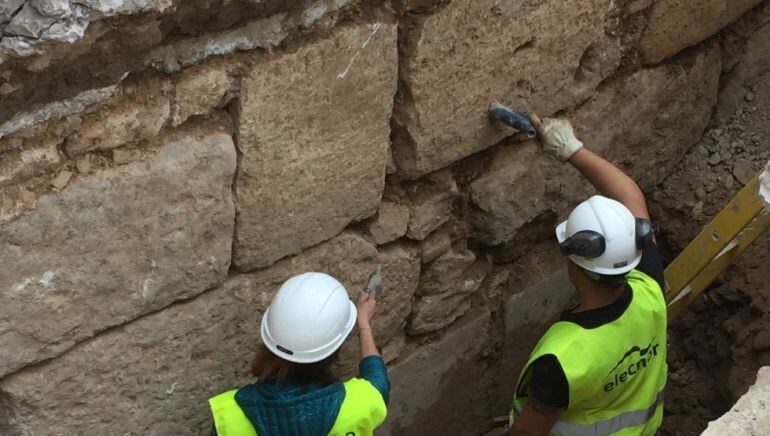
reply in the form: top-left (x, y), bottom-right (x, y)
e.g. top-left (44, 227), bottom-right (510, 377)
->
top-left (530, 114), bottom-right (584, 161)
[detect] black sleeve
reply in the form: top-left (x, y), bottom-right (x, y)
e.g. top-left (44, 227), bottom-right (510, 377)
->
top-left (528, 354), bottom-right (569, 410)
top-left (635, 243), bottom-right (665, 292)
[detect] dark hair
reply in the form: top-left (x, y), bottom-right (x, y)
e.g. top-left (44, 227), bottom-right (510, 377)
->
top-left (251, 344), bottom-right (338, 387)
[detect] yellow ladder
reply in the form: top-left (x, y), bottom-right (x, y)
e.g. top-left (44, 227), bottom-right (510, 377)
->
top-left (665, 169), bottom-right (769, 320)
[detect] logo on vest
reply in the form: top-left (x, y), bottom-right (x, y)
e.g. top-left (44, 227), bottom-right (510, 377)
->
top-left (603, 337), bottom-right (660, 392)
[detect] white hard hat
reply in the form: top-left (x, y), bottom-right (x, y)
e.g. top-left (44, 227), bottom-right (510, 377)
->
top-left (555, 195), bottom-right (642, 275)
top-left (261, 272), bottom-right (357, 363)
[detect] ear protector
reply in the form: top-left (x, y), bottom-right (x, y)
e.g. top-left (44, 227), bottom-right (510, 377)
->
top-left (559, 218), bottom-right (654, 258)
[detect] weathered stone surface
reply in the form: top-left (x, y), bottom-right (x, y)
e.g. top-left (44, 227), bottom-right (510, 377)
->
top-left (4, 3), bottom-right (58, 38)
top-left (30, 0), bottom-right (71, 17)
top-left (0, 275), bottom-right (266, 435)
top-left (405, 169), bottom-right (457, 240)
top-left (419, 218), bottom-right (465, 263)
top-left (0, 0), bottom-right (26, 24)
top-left (716, 20), bottom-right (770, 122)
top-left (373, 242), bottom-right (421, 343)
top-left (701, 366), bottom-right (770, 435)
top-left (145, 13), bottom-right (290, 73)
top-left (64, 88), bottom-right (171, 156)
top-left (0, 80), bottom-right (122, 139)
top-left (366, 201), bottom-right (410, 245)
top-left (470, 143), bottom-right (547, 246)
top-left (495, 269), bottom-right (576, 416)
top-left (0, 140), bottom-right (60, 187)
top-left (233, 22), bottom-right (397, 270)
top-left (392, 0), bottom-right (620, 177)
top-left (0, 126), bottom-right (236, 377)
top-left (0, 231), bottom-right (414, 435)
top-left (572, 42), bottom-right (721, 190)
top-left (172, 63), bottom-right (232, 126)
top-left (381, 311), bottom-right (493, 435)
top-left (640, 0), bottom-right (763, 65)
top-left (408, 247), bottom-right (489, 334)
top-left (40, 3), bottom-right (88, 43)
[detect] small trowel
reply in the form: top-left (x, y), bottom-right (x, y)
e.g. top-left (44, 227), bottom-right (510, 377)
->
top-left (363, 264), bottom-right (383, 297)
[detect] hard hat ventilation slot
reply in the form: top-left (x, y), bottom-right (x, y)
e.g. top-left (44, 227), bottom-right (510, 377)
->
top-left (276, 345), bottom-right (294, 355)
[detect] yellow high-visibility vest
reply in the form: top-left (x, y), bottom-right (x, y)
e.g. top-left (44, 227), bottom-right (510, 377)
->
top-left (510, 270), bottom-right (668, 435)
top-left (209, 377), bottom-right (387, 436)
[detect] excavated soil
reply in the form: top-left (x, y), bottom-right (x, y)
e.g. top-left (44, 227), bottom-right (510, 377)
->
top-left (653, 65), bottom-right (770, 435)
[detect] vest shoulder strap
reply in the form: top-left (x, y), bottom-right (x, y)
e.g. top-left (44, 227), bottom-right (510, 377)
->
top-left (329, 378), bottom-right (387, 436)
top-left (208, 389), bottom-right (258, 436)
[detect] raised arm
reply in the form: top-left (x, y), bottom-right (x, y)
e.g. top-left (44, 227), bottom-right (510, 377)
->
top-left (531, 114), bottom-right (649, 219)
top-left (567, 149), bottom-right (649, 219)
top-left (356, 292), bottom-right (380, 358)
top-left (356, 291), bottom-right (390, 404)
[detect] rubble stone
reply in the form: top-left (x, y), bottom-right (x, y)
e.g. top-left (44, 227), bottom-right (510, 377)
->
top-left (172, 63), bottom-right (232, 126)
top-left (1, 0), bottom-right (25, 25)
top-left (373, 242), bottom-right (421, 343)
top-left (405, 169), bottom-right (458, 240)
top-left (49, 169), bottom-right (73, 189)
top-left (64, 92), bottom-right (171, 155)
top-left (470, 144), bottom-right (547, 246)
top-left (640, 0), bottom-right (763, 64)
top-left (233, 22), bottom-right (398, 270)
top-left (366, 201), bottom-right (410, 245)
top-left (4, 3), bottom-right (58, 38)
top-left (419, 218), bottom-right (465, 263)
top-left (0, 141), bottom-right (60, 187)
top-left (408, 248), bottom-right (489, 334)
top-left (392, 0), bottom-right (620, 177)
top-left (30, 0), bottom-right (71, 17)
top-left (733, 158), bottom-right (756, 185)
top-left (0, 127), bottom-right (236, 377)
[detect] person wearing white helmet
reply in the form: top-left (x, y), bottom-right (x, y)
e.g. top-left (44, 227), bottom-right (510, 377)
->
top-left (208, 272), bottom-right (389, 436)
top-left (507, 116), bottom-right (667, 436)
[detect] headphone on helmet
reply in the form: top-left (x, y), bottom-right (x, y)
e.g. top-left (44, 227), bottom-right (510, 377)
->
top-left (559, 218), bottom-right (654, 258)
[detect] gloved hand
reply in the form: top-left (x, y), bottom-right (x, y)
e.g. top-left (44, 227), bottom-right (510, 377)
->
top-left (530, 113), bottom-right (584, 161)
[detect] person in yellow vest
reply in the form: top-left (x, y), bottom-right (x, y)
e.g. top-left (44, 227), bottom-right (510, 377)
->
top-left (209, 272), bottom-right (389, 436)
top-left (507, 116), bottom-right (667, 435)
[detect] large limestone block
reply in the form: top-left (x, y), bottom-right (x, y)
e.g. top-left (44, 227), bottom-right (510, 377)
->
top-left (0, 275), bottom-right (266, 435)
top-left (573, 42), bottom-right (721, 190)
top-left (381, 311), bottom-right (493, 435)
top-left (469, 143), bottom-right (547, 246)
top-left (234, 22), bottom-right (398, 270)
top-left (640, 0), bottom-right (763, 65)
top-left (0, 232), bottom-right (415, 435)
top-left (0, 127), bottom-right (236, 377)
top-left (392, 0), bottom-right (620, 178)
top-left (701, 366), bottom-right (770, 435)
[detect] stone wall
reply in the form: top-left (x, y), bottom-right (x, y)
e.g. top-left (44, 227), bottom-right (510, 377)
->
top-left (0, 0), bottom-right (768, 435)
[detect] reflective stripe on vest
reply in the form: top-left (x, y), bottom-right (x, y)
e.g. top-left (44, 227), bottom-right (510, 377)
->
top-left (209, 377), bottom-right (387, 436)
top-left (510, 269), bottom-right (668, 435)
top-left (514, 389), bottom-right (664, 436)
